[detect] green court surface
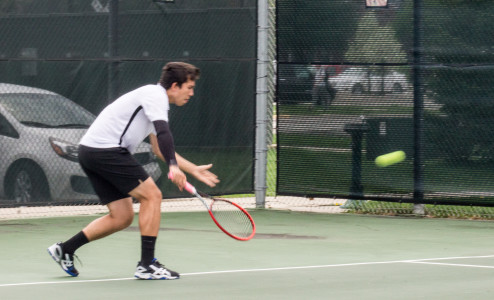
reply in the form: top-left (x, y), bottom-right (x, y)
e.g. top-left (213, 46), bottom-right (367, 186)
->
top-left (1, 210), bottom-right (494, 299)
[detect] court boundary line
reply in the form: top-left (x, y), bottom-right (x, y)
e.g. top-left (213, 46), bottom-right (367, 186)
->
top-left (407, 261), bottom-right (494, 269)
top-left (2, 254), bottom-right (494, 288)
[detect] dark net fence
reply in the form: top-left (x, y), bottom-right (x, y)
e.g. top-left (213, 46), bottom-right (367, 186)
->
top-left (276, 0), bottom-right (494, 206)
top-left (0, 0), bottom-right (256, 207)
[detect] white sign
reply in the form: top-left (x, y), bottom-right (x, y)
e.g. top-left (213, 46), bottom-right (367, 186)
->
top-left (366, 0), bottom-right (388, 7)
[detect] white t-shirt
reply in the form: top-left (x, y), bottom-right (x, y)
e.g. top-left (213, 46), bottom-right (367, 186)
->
top-left (80, 84), bottom-right (169, 153)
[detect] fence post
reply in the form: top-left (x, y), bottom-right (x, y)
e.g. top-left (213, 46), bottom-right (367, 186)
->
top-left (342, 121), bottom-right (369, 208)
top-left (413, 0), bottom-right (425, 214)
top-left (255, 0), bottom-right (269, 208)
top-left (108, 0), bottom-right (119, 102)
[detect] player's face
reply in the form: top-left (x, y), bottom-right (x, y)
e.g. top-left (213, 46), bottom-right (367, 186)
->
top-left (170, 79), bottom-right (196, 106)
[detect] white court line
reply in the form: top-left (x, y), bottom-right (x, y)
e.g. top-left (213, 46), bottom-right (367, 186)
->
top-left (2, 254), bottom-right (494, 288)
top-left (407, 261), bottom-right (494, 269)
top-left (403, 254), bottom-right (494, 262)
top-left (0, 278), bottom-right (133, 287)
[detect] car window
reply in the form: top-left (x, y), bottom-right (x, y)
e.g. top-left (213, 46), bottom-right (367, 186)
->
top-left (279, 66), bottom-right (313, 80)
top-left (0, 112), bottom-right (19, 138)
top-left (0, 93), bottom-right (95, 128)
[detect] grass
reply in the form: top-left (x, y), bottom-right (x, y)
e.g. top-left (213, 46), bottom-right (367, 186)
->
top-left (278, 103), bottom-right (414, 117)
top-left (278, 132), bottom-right (351, 149)
top-left (278, 147), bottom-right (494, 199)
top-left (351, 201), bottom-right (494, 220)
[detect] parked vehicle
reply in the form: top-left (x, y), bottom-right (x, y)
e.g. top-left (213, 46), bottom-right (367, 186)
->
top-left (0, 83), bottom-right (161, 203)
top-left (277, 64), bottom-right (346, 105)
top-left (277, 64), bottom-right (315, 104)
top-left (328, 67), bottom-right (409, 94)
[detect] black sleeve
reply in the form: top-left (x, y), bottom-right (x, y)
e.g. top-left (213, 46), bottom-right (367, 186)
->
top-left (153, 120), bottom-right (177, 166)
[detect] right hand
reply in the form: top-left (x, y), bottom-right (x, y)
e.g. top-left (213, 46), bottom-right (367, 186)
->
top-left (168, 165), bottom-right (186, 191)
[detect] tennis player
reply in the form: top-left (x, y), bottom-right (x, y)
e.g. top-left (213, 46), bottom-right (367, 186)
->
top-left (48, 62), bottom-right (219, 280)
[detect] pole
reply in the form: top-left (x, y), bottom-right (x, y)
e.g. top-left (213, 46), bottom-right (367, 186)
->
top-left (108, 0), bottom-right (119, 102)
top-left (255, 0), bottom-right (269, 208)
top-left (413, 0), bottom-right (425, 214)
top-left (342, 122), bottom-right (368, 208)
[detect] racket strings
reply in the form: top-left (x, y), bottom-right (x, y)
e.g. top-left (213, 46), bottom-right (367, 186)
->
top-left (210, 200), bottom-right (254, 239)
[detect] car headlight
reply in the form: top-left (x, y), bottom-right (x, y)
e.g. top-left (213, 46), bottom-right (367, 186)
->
top-left (49, 137), bottom-right (79, 162)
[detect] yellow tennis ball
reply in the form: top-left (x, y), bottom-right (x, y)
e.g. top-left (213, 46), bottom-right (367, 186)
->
top-left (375, 150), bottom-right (406, 167)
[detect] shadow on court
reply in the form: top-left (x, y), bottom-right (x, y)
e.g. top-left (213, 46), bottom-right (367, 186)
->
top-left (1, 210), bottom-right (494, 299)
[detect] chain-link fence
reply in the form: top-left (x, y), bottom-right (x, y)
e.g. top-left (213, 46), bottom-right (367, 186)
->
top-left (0, 0), bottom-right (257, 210)
top-left (3, 0), bottom-right (494, 220)
top-left (276, 0), bottom-right (494, 212)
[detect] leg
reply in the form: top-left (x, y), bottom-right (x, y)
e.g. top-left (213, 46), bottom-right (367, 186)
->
top-left (82, 197), bottom-right (135, 241)
top-left (128, 177), bottom-right (163, 237)
top-left (48, 145), bottom-right (151, 277)
top-left (47, 198), bottom-right (134, 277)
top-left (129, 177), bottom-right (180, 280)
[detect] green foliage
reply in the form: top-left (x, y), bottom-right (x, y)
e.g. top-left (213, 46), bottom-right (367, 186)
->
top-left (393, 0), bottom-right (494, 160)
top-left (277, 0), bottom-right (362, 62)
top-left (425, 2), bottom-right (494, 160)
top-left (345, 12), bottom-right (407, 64)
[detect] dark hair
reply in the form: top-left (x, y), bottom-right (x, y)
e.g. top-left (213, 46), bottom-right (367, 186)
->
top-left (158, 62), bottom-right (200, 89)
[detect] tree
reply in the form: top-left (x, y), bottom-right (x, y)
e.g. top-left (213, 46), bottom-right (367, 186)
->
top-left (345, 11), bottom-right (407, 65)
top-left (277, 0), bottom-right (362, 63)
top-left (393, 0), bottom-right (494, 160)
top-left (344, 11), bottom-right (408, 94)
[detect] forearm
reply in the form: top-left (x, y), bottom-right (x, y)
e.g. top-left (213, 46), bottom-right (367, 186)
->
top-left (150, 134), bottom-right (218, 187)
top-left (176, 153), bottom-right (197, 175)
top-left (152, 120), bottom-right (177, 166)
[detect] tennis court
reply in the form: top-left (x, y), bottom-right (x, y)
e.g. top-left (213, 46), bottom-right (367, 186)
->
top-left (2, 209), bottom-right (494, 299)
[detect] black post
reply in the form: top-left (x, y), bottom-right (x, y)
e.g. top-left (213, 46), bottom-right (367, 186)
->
top-left (108, 0), bottom-right (119, 102)
top-left (344, 122), bottom-right (369, 206)
top-left (413, 0), bottom-right (424, 205)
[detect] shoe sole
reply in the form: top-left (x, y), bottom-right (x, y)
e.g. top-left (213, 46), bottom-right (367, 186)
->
top-left (134, 273), bottom-right (180, 280)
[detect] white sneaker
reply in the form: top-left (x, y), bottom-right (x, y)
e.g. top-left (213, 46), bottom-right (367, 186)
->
top-left (47, 243), bottom-right (79, 277)
top-left (134, 258), bottom-right (180, 280)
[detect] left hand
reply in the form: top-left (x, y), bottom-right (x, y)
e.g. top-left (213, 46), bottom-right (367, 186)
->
top-left (191, 164), bottom-right (219, 187)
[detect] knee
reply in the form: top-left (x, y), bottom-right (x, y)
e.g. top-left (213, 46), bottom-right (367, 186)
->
top-left (140, 188), bottom-right (162, 204)
top-left (110, 209), bottom-right (134, 230)
top-left (152, 188), bottom-right (163, 201)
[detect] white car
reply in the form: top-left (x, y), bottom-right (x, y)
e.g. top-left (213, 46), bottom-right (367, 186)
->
top-left (329, 67), bottom-right (409, 94)
top-left (0, 83), bottom-right (161, 203)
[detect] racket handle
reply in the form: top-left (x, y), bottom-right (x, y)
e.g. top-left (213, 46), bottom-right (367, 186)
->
top-left (167, 172), bottom-right (197, 194)
top-left (184, 182), bottom-right (196, 194)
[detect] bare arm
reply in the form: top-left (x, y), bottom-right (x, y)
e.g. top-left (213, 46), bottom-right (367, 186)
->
top-left (150, 134), bottom-right (219, 187)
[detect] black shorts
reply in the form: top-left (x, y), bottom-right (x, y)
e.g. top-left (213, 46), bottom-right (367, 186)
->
top-left (78, 145), bottom-right (150, 205)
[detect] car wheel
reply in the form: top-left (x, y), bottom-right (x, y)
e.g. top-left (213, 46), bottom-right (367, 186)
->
top-left (6, 161), bottom-right (50, 203)
top-left (392, 83), bottom-right (403, 93)
top-left (352, 83), bottom-right (364, 94)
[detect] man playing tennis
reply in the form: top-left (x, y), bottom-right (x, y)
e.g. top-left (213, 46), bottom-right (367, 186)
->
top-left (48, 62), bottom-right (219, 280)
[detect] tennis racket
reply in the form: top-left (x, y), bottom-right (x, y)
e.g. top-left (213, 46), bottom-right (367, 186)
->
top-left (168, 173), bottom-right (256, 241)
